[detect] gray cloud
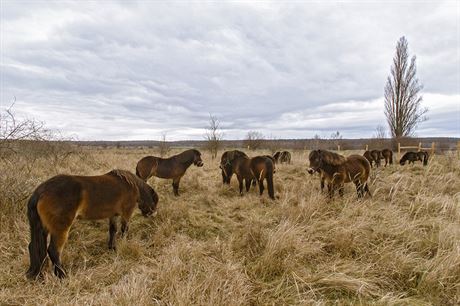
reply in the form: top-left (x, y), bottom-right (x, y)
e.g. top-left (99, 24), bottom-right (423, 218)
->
top-left (1, 1), bottom-right (459, 140)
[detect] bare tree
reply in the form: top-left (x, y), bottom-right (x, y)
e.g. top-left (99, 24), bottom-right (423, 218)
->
top-left (158, 132), bottom-right (170, 157)
top-left (0, 101), bottom-right (46, 159)
top-left (373, 125), bottom-right (386, 139)
top-left (329, 130), bottom-right (342, 150)
top-left (244, 131), bottom-right (264, 150)
top-left (384, 36), bottom-right (427, 138)
top-left (204, 114), bottom-right (223, 159)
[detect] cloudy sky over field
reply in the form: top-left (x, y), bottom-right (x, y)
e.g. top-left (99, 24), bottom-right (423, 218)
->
top-left (1, 1), bottom-right (459, 140)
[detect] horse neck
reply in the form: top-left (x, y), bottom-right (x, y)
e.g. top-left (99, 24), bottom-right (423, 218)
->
top-left (321, 162), bottom-right (340, 177)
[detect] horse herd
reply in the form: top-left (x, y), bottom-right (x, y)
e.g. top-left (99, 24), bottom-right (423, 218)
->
top-left (25, 147), bottom-right (430, 280)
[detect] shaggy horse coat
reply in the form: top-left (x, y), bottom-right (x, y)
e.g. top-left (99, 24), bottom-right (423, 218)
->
top-left (26, 170), bottom-right (158, 279)
top-left (136, 149), bottom-right (203, 196)
top-left (381, 149), bottom-right (393, 166)
top-left (309, 150), bottom-right (371, 198)
top-left (228, 155), bottom-right (275, 199)
top-left (220, 150), bottom-right (248, 184)
top-left (273, 151), bottom-right (291, 164)
top-left (400, 151), bottom-right (428, 166)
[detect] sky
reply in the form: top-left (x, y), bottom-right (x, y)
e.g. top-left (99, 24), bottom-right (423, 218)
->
top-left (1, 0), bottom-right (459, 141)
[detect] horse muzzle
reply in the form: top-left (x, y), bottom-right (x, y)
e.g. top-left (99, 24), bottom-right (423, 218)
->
top-left (195, 161), bottom-right (204, 167)
top-left (307, 168), bottom-right (316, 175)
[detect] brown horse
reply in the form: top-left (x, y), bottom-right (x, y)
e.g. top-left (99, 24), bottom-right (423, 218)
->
top-left (273, 151), bottom-right (291, 164)
top-left (26, 170), bottom-right (158, 279)
top-left (250, 156), bottom-right (275, 199)
top-left (230, 155), bottom-right (275, 199)
top-left (309, 150), bottom-right (371, 198)
top-left (370, 150), bottom-right (383, 167)
top-left (363, 150), bottom-right (375, 167)
top-left (136, 149), bottom-right (203, 196)
top-left (220, 150), bottom-right (248, 184)
top-left (400, 151), bottom-right (428, 166)
top-left (381, 149), bottom-right (393, 166)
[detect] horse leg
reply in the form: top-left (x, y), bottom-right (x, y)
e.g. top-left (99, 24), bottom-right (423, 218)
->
top-left (355, 181), bottom-right (363, 198)
top-left (338, 183), bottom-right (344, 197)
top-left (172, 177), bottom-right (181, 196)
top-left (108, 216), bottom-right (118, 250)
top-left (237, 175), bottom-right (244, 195)
top-left (47, 229), bottom-right (69, 278)
top-left (258, 179), bottom-right (265, 196)
top-left (121, 219), bottom-right (129, 238)
top-left (320, 175), bottom-right (325, 192)
top-left (245, 179), bottom-right (251, 192)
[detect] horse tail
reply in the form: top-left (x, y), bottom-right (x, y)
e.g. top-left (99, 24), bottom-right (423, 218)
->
top-left (265, 159), bottom-right (275, 199)
top-left (26, 191), bottom-right (48, 279)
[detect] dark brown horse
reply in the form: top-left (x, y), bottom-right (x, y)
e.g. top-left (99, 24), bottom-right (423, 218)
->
top-left (381, 149), bottom-right (393, 166)
top-left (309, 150), bottom-right (371, 198)
top-left (307, 167), bottom-right (329, 193)
top-left (229, 155), bottom-right (275, 199)
top-left (400, 151), bottom-right (428, 166)
top-left (363, 150), bottom-right (375, 167)
top-left (136, 149), bottom-right (203, 196)
top-left (26, 170), bottom-right (158, 279)
top-left (273, 151), bottom-right (291, 164)
top-left (220, 150), bottom-right (248, 184)
top-left (370, 150), bottom-right (383, 167)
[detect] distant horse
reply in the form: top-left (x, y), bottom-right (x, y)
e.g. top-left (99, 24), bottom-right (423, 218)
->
top-left (308, 150), bottom-right (371, 198)
top-left (399, 151), bottom-right (428, 166)
top-left (273, 151), bottom-right (291, 164)
top-left (370, 150), bottom-right (383, 167)
top-left (381, 149), bottom-right (393, 166)
top-left (136, 149), bottom-right (203, 196)
top-left (26, 170), bottom-right (158, 279)
top-left (363, 151), bottom-right (375, 167)
top-left (228, 154), bottom-right (275, 199)
top-left (220, 150), bottom-right (248, 184)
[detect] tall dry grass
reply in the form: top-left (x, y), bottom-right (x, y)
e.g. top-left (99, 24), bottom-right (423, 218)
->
top-left (0, 146), bottom-right (459, 305)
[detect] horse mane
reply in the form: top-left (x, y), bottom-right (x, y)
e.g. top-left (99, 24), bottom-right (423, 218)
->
top-left (318, 150), bottom-right (346, 166)
top-left (108, 169), bottom-right (140, 188)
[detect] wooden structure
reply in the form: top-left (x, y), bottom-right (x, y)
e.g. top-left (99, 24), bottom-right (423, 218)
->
top-left (397, 142), bottom-right (435, 158)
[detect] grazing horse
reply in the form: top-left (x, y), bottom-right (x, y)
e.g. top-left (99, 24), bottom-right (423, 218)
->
top-left (136, 149), bottom-right (204, 196)
top-left (273, 151), bottom-right (291, 164)
top-left (229, 155), bottom-right (275, 199)
top-left (370, 150), bottom-right (383, 167)
top-left (381, 149), bottom-right (393, 166)
top-left (399, 151), bottom-right (428, 166)
top-left (220, 150), bottom-right (248, 184)
top-left (26, 170), bottom-right (158, 279)
top-left (308, 150), bottom-right (371, 198)
top-left (363, 151), bottom-right (375, 167)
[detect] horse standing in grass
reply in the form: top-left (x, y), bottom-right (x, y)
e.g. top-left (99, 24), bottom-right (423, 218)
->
top-left (225, 154), bottom-right (275, 199)
top-left (399, 151), bottom-right (428, 166)
top-left (136, 149), bottom-right (203, 196)
top-left (381, 149), bottom-right (393, 166)
top-left (273, 151), bottom-right (292, 164)
top-left (26, 170), bottom-right (158, 279)
top-left (220, 150), bottom-right (248, 184)
top-left (308, 150), bottom-right (371, 198)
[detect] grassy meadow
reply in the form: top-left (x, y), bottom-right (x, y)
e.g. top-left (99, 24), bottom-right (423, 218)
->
top-left (0, 146), bottom-right (459, 305)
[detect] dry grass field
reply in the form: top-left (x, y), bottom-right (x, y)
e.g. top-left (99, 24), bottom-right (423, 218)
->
top-left (0, 146), bottom-right (459, 305)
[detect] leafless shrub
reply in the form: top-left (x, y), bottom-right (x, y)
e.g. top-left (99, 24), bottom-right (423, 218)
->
top-left (244, 131), bottom-right (265, 150)
top-left (158, 132), bottom-right (171, 157)
top-left (204, 114), bottom-right (223, 159)
top-left (330, 131), bottom-right (343, 150)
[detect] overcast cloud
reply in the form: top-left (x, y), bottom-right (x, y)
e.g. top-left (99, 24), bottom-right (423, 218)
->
top-left (1, 0), bottom-right (459, 140)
